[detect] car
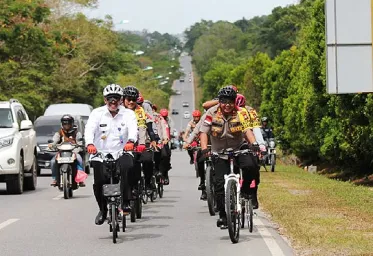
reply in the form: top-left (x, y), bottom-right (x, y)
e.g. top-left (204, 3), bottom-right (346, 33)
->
top-left (175, 90), bottom-right (182, 95)
top-left (184, 111), bottom-right (191, 119)
top-left (34, 115), bottom-right (90, 176)
top-left (0, 99), bottom-right (38, 194)
top-left (179, 78), bottom-right (185, 82)
top-left (182, 102), bottom-right (189, 107)
top-left (172, 109), bottom-right (179, 115)
top-left (43, 103), bottom-right (93, 125)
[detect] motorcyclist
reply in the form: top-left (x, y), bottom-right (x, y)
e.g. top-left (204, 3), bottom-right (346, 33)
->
top-left (123, 86), bottom-right (157, 194)
top-left (159, 109), bottom-right (173, 185)
top-left (260, 117), bottom-right (274, 141)
top-left (49, 114), bottom-right (85, 187)
top-left (183, 110), bottom-right (202, 165)
top-left (85, 84), bottom-right (138, 225)
top-left (199, 86), bottom-right (259, 228)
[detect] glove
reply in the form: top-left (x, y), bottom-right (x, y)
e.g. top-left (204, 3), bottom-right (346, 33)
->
top-left (136, 144), bottom-right (146, 153)
top-left (124, 142), bottom-right (134, 151)
top-left (191, 141), bottom-right (198, 147)
top-left (87, 144), bottom-right (97, 154)
top-left (183, 143), bottom-right (190, 149)
top-left (259, 145), bottom-right (267, 152)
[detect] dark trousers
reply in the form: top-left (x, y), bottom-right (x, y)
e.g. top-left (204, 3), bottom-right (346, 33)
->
top-left (140, 150), bottom-right (154, 186)
top-left (160, 144), bottom-right (171, 177)
top-left (187, 149), bottom-right (193, 161)
top-left (213, 153), bottom-right (259, 217)
top-left (92, 154), bottom-right (133, 212)
top-left (196, 149), bottom-right (205, 183)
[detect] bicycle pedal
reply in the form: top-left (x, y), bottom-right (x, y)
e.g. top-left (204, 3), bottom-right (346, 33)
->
top-left (220, 225), bottom-right (228, 230)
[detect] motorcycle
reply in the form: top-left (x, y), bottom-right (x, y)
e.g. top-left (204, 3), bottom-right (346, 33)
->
top-left (49, 139), bottom-right (85, 199)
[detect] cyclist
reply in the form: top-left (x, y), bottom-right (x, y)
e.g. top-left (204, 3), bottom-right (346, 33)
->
top-left (202, 85), bottom-right (238, 110)
top-left (85, 84), bottom-right (138, 225)
top-left (199, 86), bottom-right (259, 228)
top-left (183, 110), bottom-right (202, 165)
top-left (159, 109), bottom-right (172, 185)
top-left (123, 86), bottom-right (157, 195)
top-left (49, 114), bottom-right (85, 187)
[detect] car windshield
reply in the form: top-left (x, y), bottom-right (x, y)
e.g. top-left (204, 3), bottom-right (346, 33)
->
top-left (0, 108), bottom-right (13, 128)
top-left (35, 124), bottom-right (61, 137)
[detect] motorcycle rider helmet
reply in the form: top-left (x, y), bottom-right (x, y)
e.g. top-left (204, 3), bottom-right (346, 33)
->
top-left (261, 117), bottom-right (269, 123)
top-left (60, 114), bottom-right (75, 133)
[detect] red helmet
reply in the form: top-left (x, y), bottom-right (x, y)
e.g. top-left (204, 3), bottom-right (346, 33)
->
top-left (152, 104), bottom-right (158, 111)
top-left (235, 93), bottom-right (246, 107)
top-left (160, 109), bottom-right (168, 117)
top-left (137, 93), bottom-right (144, 104)
top-left (192, 110), bottom-right (201, 117)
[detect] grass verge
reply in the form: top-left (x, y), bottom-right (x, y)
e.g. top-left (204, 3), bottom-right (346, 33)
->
top-left (192, 64), bottom-right (203, 109)
top-left (259, 165), bottom-right (373, 256)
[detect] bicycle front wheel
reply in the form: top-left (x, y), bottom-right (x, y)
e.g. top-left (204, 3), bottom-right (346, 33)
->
top-left (248, 198), bottom-right (254, 233)
top-left (112, 206), bottom-right (118, 243)
top-left (205, 165), bottom-right (215, 216)
top-left (225, 179), bottom-right (240, 243)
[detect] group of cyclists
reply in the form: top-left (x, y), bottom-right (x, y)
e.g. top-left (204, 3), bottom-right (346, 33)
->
top-left (49, 82), bottom-right (275, 230)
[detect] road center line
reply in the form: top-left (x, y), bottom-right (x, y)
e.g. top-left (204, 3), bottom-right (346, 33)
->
top-left (255, 218), bottom-right (286, 256)
top-left (0, 219), bottom-right (19, 231)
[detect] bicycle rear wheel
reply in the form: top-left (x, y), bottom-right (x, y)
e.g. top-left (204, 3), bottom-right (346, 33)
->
top-left (225, 179), bottom-right (240, 243)
top-left (248, 198), bottom-right (253, 233)
top-left (130, 201), bottom-right (136, 222)
top-left (240, 199), bottom-right (245, 228)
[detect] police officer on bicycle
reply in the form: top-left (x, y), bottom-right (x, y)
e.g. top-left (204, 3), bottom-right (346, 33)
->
top-left (199, 86), bottom-right (260, 228)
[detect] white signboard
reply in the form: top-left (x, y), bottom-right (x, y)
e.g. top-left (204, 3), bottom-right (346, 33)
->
top-left (326, 0), bottom-right (373, 94)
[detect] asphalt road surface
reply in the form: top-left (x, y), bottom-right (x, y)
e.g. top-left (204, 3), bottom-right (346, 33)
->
top-left (170, 55), bottom-right (195, 132)
top-left (0, 55), bottom-right (294, 256)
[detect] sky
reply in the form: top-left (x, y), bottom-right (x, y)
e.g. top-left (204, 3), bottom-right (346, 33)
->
top-left (86, 0), bottom-right (298, 34)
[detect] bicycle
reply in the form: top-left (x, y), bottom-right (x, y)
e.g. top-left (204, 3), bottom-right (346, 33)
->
top-left (92, 151), bottom-right (132, 244)
top-left (213, 148), bottom-right (255, 244)
top-left (190, 146), bottom-right (201, 178)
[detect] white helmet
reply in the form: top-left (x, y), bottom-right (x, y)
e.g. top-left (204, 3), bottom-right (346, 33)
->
top-left (103, 84), bottom-right (123, 97)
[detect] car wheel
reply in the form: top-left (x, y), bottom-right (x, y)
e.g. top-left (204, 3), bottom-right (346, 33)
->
top-left (24, 155), bottom-right (37, 190)
top-left (7, 155), bottom-right (24, 194)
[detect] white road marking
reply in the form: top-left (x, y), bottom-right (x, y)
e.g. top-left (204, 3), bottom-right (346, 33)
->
top-left (255, 218), bottom-right (286, 256)
top-left (52, 194), bottom-right (63, 200)
top-left (0, 219), bottom-right (19, 231)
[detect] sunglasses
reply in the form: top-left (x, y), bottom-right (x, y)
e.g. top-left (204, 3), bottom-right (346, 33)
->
top-left (106, 96), bottom-right (121, 102)
top-left (219, 98), bottom-right (235, 104)
top-left (125, 97), bottom-right (137, 102)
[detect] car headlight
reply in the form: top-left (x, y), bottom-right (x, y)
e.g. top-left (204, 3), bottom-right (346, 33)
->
top-left (269, 141), bottom-right (275, 148)
top-left (37, 145), bottom-right (41, 153)
top-left (0, 136), bottom-right (14, 149)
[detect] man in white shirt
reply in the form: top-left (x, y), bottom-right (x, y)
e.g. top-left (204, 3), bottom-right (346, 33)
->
top-left (85, 84), bottom-right (138, 225)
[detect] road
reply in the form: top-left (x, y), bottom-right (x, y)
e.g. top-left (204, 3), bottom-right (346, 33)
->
top-left (0, 55), bottom-right (294, 256)
top-left (170, 55), bottom-right (195, 132)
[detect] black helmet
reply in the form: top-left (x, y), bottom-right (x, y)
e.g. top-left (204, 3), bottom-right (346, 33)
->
top-left (261, 117), bottom-right (268, 122)
top-left (123, 86), bottom-right (139, 99)
top-left (61, 114), bottom-right (74, 125)
top-left (218, 86), bottom-right (237, 100)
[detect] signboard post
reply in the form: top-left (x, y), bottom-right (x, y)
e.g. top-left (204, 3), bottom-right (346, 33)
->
top-left (326, 0), bottom-right (373, 94)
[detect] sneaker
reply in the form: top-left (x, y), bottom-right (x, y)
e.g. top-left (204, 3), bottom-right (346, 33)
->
top-left (50, 180), bottom-right (57, 186)
top-left (216, 216), bottom-right (227, 228)
top-left (189, 159), bottom-right (194, 165)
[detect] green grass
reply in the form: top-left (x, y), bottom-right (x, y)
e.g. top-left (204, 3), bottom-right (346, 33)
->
top-left (259, 165), bottom-right (373, 256)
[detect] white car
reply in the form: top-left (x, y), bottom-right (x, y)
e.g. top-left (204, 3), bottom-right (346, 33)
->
top-left (184, 111), bottom-right (191, 119)
top-left (0, 99), bottom-right (38, 194)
